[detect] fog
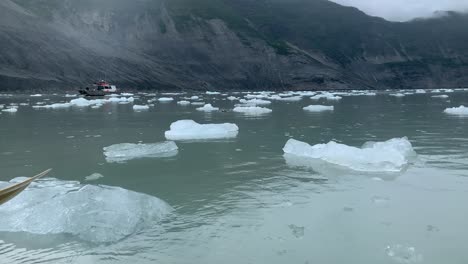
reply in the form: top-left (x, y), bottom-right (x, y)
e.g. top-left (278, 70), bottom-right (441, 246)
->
top-left (331, 0), bottom-right (468, 21)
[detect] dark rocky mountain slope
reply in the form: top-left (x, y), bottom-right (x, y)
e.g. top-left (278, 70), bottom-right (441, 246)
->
top-left (1, 0), bottom-right (468, 91)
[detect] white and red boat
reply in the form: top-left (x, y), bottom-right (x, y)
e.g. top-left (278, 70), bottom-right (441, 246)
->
top-left (79, 80), bottom-right (118, 96)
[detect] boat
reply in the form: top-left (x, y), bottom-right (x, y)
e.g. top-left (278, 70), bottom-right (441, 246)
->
top-left (78, 80), bottom-right (118, 96)
top-left (0, 169), bottom-right (52, 206)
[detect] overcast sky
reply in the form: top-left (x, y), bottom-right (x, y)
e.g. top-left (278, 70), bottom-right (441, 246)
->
top-left (330, 0), bottom-right (468, 21)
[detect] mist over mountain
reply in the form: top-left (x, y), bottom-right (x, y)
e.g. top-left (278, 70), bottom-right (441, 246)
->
top-left (1, 0), bottom-right (468, 91)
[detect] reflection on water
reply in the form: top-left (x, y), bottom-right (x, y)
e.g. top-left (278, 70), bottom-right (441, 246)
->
top-left (0, 90), bottom-right (468, 263)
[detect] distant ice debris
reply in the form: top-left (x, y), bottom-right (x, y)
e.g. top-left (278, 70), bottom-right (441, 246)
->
top-left (177, 100), bottom-right (191, 105)
top-left (283, 137), bottom-right (415, 172)
top-left (196, 104), bottom-right (219, 111)
top-left (390, 93), bottom-right (405, 97)
top-left (310, 93), bottom-right (342, 100)
top-left (273, 96), bottom-right (303, 102)
top-left (239, 99), bottom-right (271, 105)
top-left (233, 106), bottom-right (272, 115)
top-left (107, 97), bottom-right (134, 103)
top-left (121, 93), bottom-right (134, 96)
top-left (444, 105), bottom-right (468, 115)
top-left (206, 91), bottom-right (220, 95)
top-left (30, 94), bottom-right (42, 97)
top-left (191, 102), bottom-right (205, 106)
top-left (431, 95), bottom-right (449, 98)
top-left (65, 94), bottom-right (77, 97)
top-left (415, 89), bottom-right (426, 94)
top-left (190, 96), bottom-right (200, 100)
top-left (85, 173), bottom-right (104, 181)
top-left (386, 244), bottom-right (423, 264)
top-left (303, 105), bottom-right (334, 112)
top-left (165, 120), bottom-right (238, 140)
top-left (227, 96), bottom-right (239, 101)
top-left (103, 141), bottom-right (178, 163)
top-left (0, 178), bottom-right (172, 243)
top-left (133, 105), bottom-right (150, 111)
top-left (158, 97), bottom-right (174, 102)
top-left (2, 108), bottom-right (17, 113)
top-left (33, 102), bottom-right (72, 109)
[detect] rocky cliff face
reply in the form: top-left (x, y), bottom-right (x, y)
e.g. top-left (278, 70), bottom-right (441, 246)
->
top-left (1, 0), bottom-right (468, 91)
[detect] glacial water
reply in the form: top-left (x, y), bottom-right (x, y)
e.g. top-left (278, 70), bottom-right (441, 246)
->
top-left (0, 89), bottom-right (467, 264)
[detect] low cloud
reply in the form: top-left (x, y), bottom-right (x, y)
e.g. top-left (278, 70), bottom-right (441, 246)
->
top-left (331, 0), bottom-right (468, 21)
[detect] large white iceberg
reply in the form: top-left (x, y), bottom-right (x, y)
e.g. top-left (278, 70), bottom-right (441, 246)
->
top-left (283, 137), bottom-right (415, 172)
top-left (103, 141), bottom-right (178, 163)
top-left (165, 120), bottom-right (238, 140)
top-left (0, 178), bottom-right (172, 243)
top-left (303, 105), bottom-right (334, 112)
top-left (444, 105), bottom-right (468, 115)
top-left (233, 106), bottom-right (272, 115)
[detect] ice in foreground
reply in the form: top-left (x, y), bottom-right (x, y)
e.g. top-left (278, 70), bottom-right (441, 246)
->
top-left (283, 137), bottom-right (415, 172)
top-left (303, 105), bottom-right (334, 112)
top-left (444, 105), bottom-right (468, 115)
top-left (103, 141), bottom-right (178, 163)
top-left (233, 106), bottom-right (272, 115)
top-left (0, 178), bottom-right (172, 243)
top-left (165, 120), bottom-right (238, 140)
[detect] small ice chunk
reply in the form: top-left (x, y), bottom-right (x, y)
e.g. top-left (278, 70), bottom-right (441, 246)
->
top-left (2, 108), bottom-right (17, 113)
top-left (191, 102), bottom-right (205, 106)
top-left (70, 98), bottom-right (99, 107)
top-left (30, 94), bottom-right (42, 97)
top-left (190, 96), bottom-right (200, 100)
top-left (103, 141), bottom-right (178, 163)
top-left (303, 105), bottom-right (334, 112)
top-left (196, 104), bottom-right (219, 111)
top-left (415, 89), bottom-right (426, 94)
top-left (385, 244), bottom-right (423, 263)
top-left (239, 99), bottom-right (271, 105)
top-left (274, 96), bottom-right (303, 102)
top-left (133, 105), bottom-right (150, 111)
top-left (65, 94), bottom-right (77, 97)
top-left (107, 97), bottom-right (134, 103)
top-left (431, 95), bottom-right (449, 98)
top-left (310, 93), bottom-right (342, 100)
top-left (444, 105), bottom-right (468, 115)
top-left (0, 178), bottom-right (172, 243)
top-left (390, 93), bottom-right (405, 97)
top-left (227, 96), bottom-right (239, 101)
top-left (288, 224), bottom-right (305, 238)
top-left (85, 173), bottom-right (104, 181)
top-left (121, 93), bottom-right (134, 96)
top-left (158, 97), bottom-right (174, 102)
top-left (206, 91), bottom-right (220, 95)
top-left (283, 137), bottom-right (415, 172)
top-left (233, 106), bottom-right (272, 115)
top-left (177, 100), bottom-right (191, 105)
top-left (165, 120), bottom-right (238, 140)
top-left (33, 102), bottom-right (72, 109)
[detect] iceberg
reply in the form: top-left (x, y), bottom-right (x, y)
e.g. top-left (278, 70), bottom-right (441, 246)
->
top-left (133, 105), bottom-right (150, 111)
top-left (444, 105), bottom-right (468, 115)
top-left (239, 99), bottom-right (271, 105)
top-left (177, 100), bottom-right (191, 105)
top-left (415, 89), bottom-right (426, 94)
top-left (158, 97), bottom-right (174, 102)
top-left (2, 108), bottom-right (18, 113)
top-left (191, 102), bottom-right (205, 106)
top-left (190, 96), bottom-right (200, 100)
top-left (227, 96), bottom-right (239, 101)
top-left (431, 95), bottom-right (449, 98)
top-left (196, 104), bottom-right (219, 111)
top-left (33, 102), bottom-right (72, 109)
top-left (303, 105), bottom-right (334, 112)
top-left (165, 120), bottom-right (238, 140)
top-left (310, 93), bottom-right (342, 100)
top-left (103, 141), bottom-right (178, 163)
top-left (273, 96), bottom-right (303, 102)
top-left (206, 91), bottom-right (220, 95)
top-left (30, 94), bottom-right (42, 97)
top-left (233, 106), bottom-right (272, 115)
top-left (390, 93), bottom-right (405, 97)
top-left (85, 173), bottom-right (104, 181)
top-left (0, 178), bottom-right (172, 243)
top-left (121, 93), bottom-right (134, 96)
top-left (283, 137), bottom-right (415, 172)
top-left (107, 97), bottom-right (134, 103)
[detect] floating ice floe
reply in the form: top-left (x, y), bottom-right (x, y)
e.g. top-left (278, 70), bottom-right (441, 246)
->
top-left (165, 120), bottom-right (238, 140)
top-left (121, 93), bottom-right (134, 96)
top-left (303, 105), bottom-right (334, 112)
top-left (70, 98), bottom-right (104, 107)
top-left (30, 94), bottom-right (42, 97)
top-left (310, 93), bottom-right (342, 100)
top-left (390, 93), bottom-right (405, 97)
top-left (444, 105), bottom-right (468, 115)
top-left (133, 105), bottom-right (150, 111)
top-left (386, 244), bottom-right (423, 264)
top-left (415, 89), bottom-right (426, 94)
top-left (0, 178), bottom-right (172, 243)
top-left (191, 102), bottom-right (205, 106)
top-left (158, 97), bottom-right (174, 102)
top-left (269, 95), bottom-right (303, 102)
top-left (65, 94), bottom-right (77, 97)
top-left (2, 108), bottom-right (17, 113)
top-left (190, 96), bottom-right (200, 100)
top-left (227, 96), bottom-right (239, 101)
top-left (177, 100), bottom-right (191, 105)
top-left (85, 173), bottom-right (104, 181)
top-left (239, 99), bottom-right (271, 105)
top-left (103, 141), bottom-right (178, 163)
top-left (206, 91), bottom-right (220, 95)
top-left (283, 137), bottom-right (415, 172)
top-left (107, 97), bottom-right (134, 103)
top-left (233, 106), bottom-right (272, 115)
top-left (33, 102), bottom-right (72, 109)
top-left (196, 104), bottom-right (219, 111)
top-left (431, 95), bottom-right (449, 98)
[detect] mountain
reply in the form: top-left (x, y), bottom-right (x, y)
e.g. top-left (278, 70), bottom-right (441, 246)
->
top-left (1, 0), bottom-right (468, 91)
